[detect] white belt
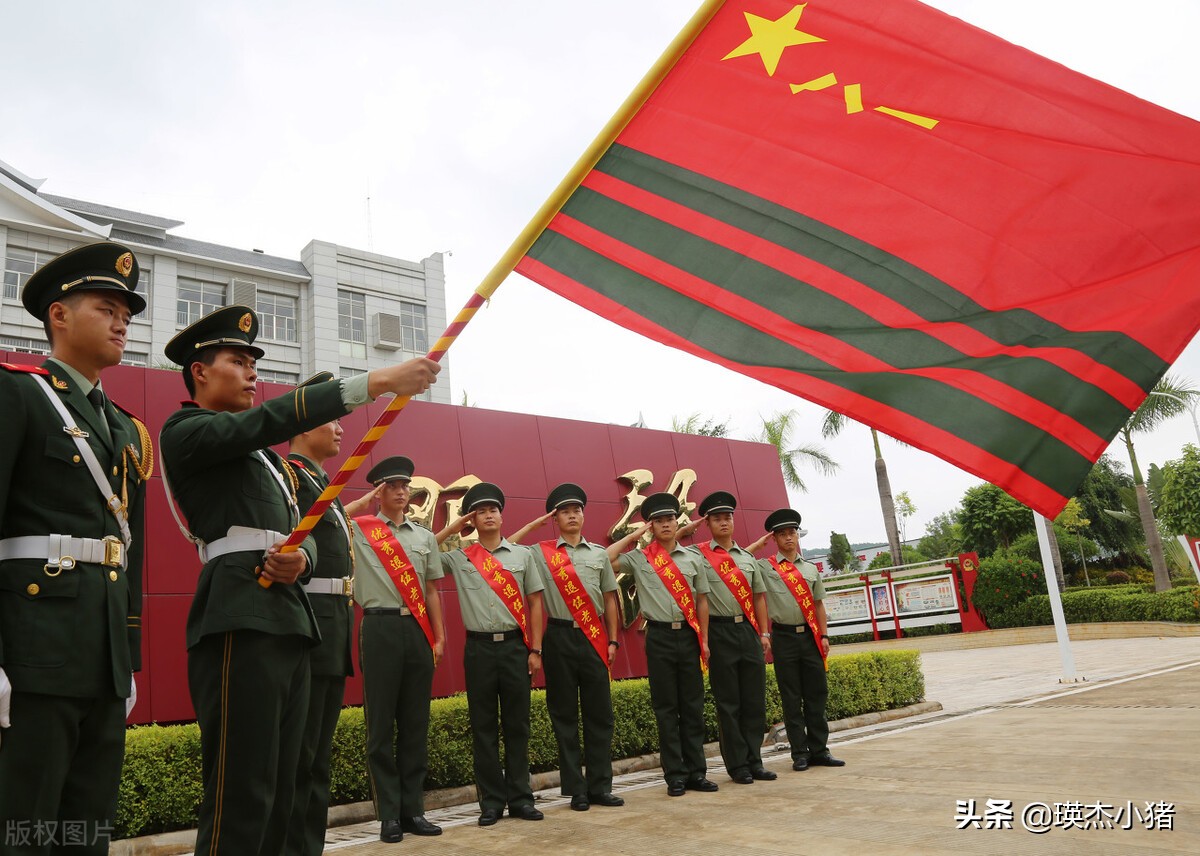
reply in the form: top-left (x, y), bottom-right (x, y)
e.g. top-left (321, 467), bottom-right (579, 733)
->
top-left (0, 534), bottom-right (125, 571)
top-left (303, 576), bottom-right (354, 596)
top-left (198, 527), bottom-right (286, 563)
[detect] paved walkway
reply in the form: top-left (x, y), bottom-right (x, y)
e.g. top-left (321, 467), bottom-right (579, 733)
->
top-left (315, 636), bottom-right (1200, 856)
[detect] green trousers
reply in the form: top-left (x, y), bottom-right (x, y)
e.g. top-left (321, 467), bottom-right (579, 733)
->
top-left (0, 692), bottom-right (124, 855)
top-left (543, 622), bottom-right (614, 797)
top-left (644, 624), bottom-right (707, 786)
top-left (189, 630), bottom-right (311, 856)
top-left (771, 626), bottom-right (829, 760)
top-left (284, 672), bottom-right (346, 856)
top-left (707, 620), bottom-right (766, 776)
top-left (359, 613), bottom-right (433, 820)
top-left (463, 635), bottom-right (533, 812)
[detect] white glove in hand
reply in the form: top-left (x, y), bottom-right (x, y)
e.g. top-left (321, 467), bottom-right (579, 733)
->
top-left (126, 675), bottom-right (137, 719)
top-left (0, 666), bottom-right (12, 730)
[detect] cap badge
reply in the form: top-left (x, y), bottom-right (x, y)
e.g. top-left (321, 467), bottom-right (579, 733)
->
top-left (115, 252), bottom-right (134, 278)
top-left (238, 313), bottom-right (253, 333)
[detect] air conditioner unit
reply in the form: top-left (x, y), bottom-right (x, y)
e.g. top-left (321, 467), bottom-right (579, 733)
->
top-left (373, 312), bottom-right (403, 350)
top-left (230, 278), bottom-right (258, 307)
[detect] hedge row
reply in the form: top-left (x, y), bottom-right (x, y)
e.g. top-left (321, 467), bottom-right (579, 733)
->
top-left (986, 585), bottom-right (1200, 629)
top-left (117, 650), bottom-right (923, 838)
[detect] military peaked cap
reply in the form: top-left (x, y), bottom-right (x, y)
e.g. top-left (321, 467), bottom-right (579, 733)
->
top-left (22, 241), bottom-right (146, 319)
top-left (165, 305), bottom-right (264, 366)
top-left (763, 508), bottom-right (804, 533)
top-left (640, 492), bottom-right (681, 521)
top-left (367, 456), bottom-right (415, 485)
top-left (463, 482), bottom-right (505, 513)
top-left (546, 482), bottom-right (587, 513)
top-left (698, 491), bottom-right (737, 517)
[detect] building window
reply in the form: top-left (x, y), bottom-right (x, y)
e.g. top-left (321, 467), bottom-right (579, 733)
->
top-left (257, 293), bottom-right (297, 342)
top-left (4, 247), bottom-right (58, 301)
top-left (177, 279), bottom-right (225, 326)
top-left (0, 335), bottom-right (49, 356)
top-left (121, 351), bottom-right (149, 367)
top-left (338, 289), bottom-right (366, 359)
top-left (399, 301), bottom-right (428, 352)
top-left (257, 368), bottom-right (300, 385)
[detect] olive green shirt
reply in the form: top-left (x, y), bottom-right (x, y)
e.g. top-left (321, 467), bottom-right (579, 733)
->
top-left (531, 537), bottom-right (617, 620)
top-left (692, 540), bottom-right (766, 618)
top-left (758, 553), bottom-right (825, 626)
top-left (352, 513), bottom-right (442, 610)
top-left (615, 542), bottom-right (710, 623)
top-left (441, 538), bottom-right (544, 633)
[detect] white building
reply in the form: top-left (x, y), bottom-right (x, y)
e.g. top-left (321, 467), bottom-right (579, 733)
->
top-left (0, 158), bottom-right (450, 401)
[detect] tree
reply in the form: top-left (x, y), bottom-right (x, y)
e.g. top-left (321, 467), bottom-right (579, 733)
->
top-left (752, 409), bottom-right (839, 492)
top-left (1074, 454), bottom-right (1142, 562)
top-left (894, 491), bottom-right (917, 544)
top-left (917, 510), bottom-right (962, 559)
top-left (1118, 374), bottom-right (1199, 591)
top-left (672, 412), bottom-right (729, 437)
top-left (828, 531), bottom-right (852, 573)
top-left (821, 411), bottom-right (903, 565)
top-left (958, 483), bottom-right (1033, 557)
top-left (1158, 444), bottom-right (1200, 537)
top-left (1055, 498), bottom-right (1093, 586)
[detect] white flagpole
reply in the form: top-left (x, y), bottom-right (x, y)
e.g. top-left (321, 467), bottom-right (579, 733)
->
top-left (1033, 512), bottom-right (1082, 683)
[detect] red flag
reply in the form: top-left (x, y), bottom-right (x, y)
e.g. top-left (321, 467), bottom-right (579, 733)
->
top-left (514, 0), bottom-right (1200, 518)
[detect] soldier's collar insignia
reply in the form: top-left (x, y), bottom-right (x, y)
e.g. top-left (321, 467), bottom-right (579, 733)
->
top-left (51, 375), bottom-right (69, 390)
top-left (115, 252), bottom-right (134, 279)
top-left (238, 313), bottom-right (253, 333)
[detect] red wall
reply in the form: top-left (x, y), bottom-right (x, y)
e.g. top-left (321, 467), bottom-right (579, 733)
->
top-left (2, 354), bottom-right (789, 724)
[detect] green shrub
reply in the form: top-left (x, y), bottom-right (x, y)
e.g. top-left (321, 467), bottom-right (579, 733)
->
top-left (971, 552), bottom-right (1047, 625)
top-left (987, 585), bottom-right (1200, 628)
top-left (115, 650), bottom-right (925, 838)
top-left (1105, 570), bottom-right (1131, 585)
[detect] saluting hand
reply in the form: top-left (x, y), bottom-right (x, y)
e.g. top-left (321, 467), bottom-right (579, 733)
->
top-left (343, 482), bottom-right (384, 518)
top-left (260, 542), bottom-right (307, 585)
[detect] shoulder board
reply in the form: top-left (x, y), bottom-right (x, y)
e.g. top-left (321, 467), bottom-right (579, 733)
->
top-left (285, 458), bottom-right (307, 471)
top-left (0, 362), bottom-right (49, 375)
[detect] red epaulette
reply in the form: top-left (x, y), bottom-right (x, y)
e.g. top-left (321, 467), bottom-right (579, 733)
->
top-left (0, 363), bottom-right (49, 375)
top-left (286, 458), bottom-right (307, 471)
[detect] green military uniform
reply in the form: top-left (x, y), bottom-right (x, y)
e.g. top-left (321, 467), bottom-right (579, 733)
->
top-left (0, 242), bottom-right (148, 855)
top-left (282, 441), bottom-right (355, 856)
top-left (532, 533), bottom-right (618, 801)
top-left (760, 551), bottom-right (830, 764)
top-left (441, 485), bottom-right (544, 818)
top-left (695, 537), bottom-right (768, 780)
top-left (351, 458), bottom-right (442, 830)
top-left (615, 495), bottom-right (711, 792)
top-left (160, 306), bottom-right (364, 856)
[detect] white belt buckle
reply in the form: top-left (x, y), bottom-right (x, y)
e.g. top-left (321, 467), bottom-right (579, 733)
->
top-left (399, 606), bottom-right (411, 616)
top-left (733, 614), bottom-right (744, 623)
top-left (797, 624), bottom-right (805, 633)
top-left (492, 632), bottom-right (505, 642)
top-left (670, 621), bottom-right (682, 630)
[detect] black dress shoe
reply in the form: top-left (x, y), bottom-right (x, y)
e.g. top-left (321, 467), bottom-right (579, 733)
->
top-left (750, 766), bottom-right (778, 781)
top-left (509, 804), bottom-right (545, 820)
top-left (478, 808), bottom-right (502, 827)
top-left (667, 781), bottom-right (686, 797)
top-left (686, 776), bottom-right (719, 792)
top-left (730, 769), bottom-right (754, 784)
top-left (570, 794), bottom-right (590, 811)
top-left (588, 792), bottom-right (625, 807)
top-left (379, 819), bottom-right (403, 843)
top-left (792, 757), bottom-right (809, 771)
top-left (401, 816), bottom-right (442, 836)
top-left (809, 753), bottom-right (846, 767)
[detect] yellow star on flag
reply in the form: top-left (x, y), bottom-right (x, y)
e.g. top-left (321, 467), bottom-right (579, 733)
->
top-left (723, 3), bottom-right (825, 77)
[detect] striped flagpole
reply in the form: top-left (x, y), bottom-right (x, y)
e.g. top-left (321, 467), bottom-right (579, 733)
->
top-left (259, 0), bottom-right (726, 587)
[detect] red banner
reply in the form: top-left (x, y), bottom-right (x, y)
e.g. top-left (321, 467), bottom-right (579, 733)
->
top-left (696, 543), bottom-right (759, 633)
top-left (768, 557), bottom-right (825, 666)
top-left (464, 543), bottom-right (531, 648)
top-left (355, 514), bottom-right (434, 648)
top-left (540, 541), bottom-right (609, 669)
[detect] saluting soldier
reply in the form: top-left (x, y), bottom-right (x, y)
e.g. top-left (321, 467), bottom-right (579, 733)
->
top-left (281, 373), bottom-right (358, 856)
top-left (438, 483), bottom-right (545, 827)
top-left (0, 242), bottom-right (151, 855)
top-left (753, 508), bottom-right (844, 771)
top-left (606, 493), bottom-right (718, 798)
top-left (351, 456), bottom-right (446, 843)
top-left (160, 305), bottom-right (437, 856)
top-left (527, 483), bottom-right (623, 812)
top-left (690, 491), bottom-right (774, 784)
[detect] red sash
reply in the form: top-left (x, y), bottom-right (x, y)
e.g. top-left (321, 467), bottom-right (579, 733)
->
top-left (355, 515), bottom-right (434, 647)
top-left (540, 541), bottom-right (609, 669)
top-left (696, 544), bottom-right (760, 633)
top-left (464, 543), bottom-right (531, 648)
top-left (768, 557), bottom-right (826, 666)
top-left (642, 542), bottom-right (704, 665)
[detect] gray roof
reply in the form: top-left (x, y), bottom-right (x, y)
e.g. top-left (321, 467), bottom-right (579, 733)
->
top-left (107, 228), bottom-right (309, 278)
top-left (42, 194), bottom-right (184, 230)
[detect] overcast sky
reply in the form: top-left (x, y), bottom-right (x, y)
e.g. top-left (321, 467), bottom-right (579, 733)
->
top-left (3, 1), bottom-right (1198, 550)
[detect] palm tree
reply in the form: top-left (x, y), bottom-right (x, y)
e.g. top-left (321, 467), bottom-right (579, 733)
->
top-left (821, 411), bottom-right (903, 566)
top-left (1120, 373), bottom-right (1199, 591)
top-left (752, 409), bottom-right (839, 492)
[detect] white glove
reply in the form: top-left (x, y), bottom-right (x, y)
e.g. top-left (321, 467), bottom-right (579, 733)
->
top-left (126, 675), bottom-right (137, 719)
top-left (0, 666), bottom-right (12, 728)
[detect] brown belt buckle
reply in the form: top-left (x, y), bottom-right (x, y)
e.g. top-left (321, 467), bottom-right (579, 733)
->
top-left (342, 577), bottom-right (354, 597)
top-left (102, 536), bottom-right (124, 568)
top-left (670, 621), bottom-right (682, 630)
top-left (492, 632), bottom-right (505, 642)
top-left (733, 614), bottom-right (744, 623)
